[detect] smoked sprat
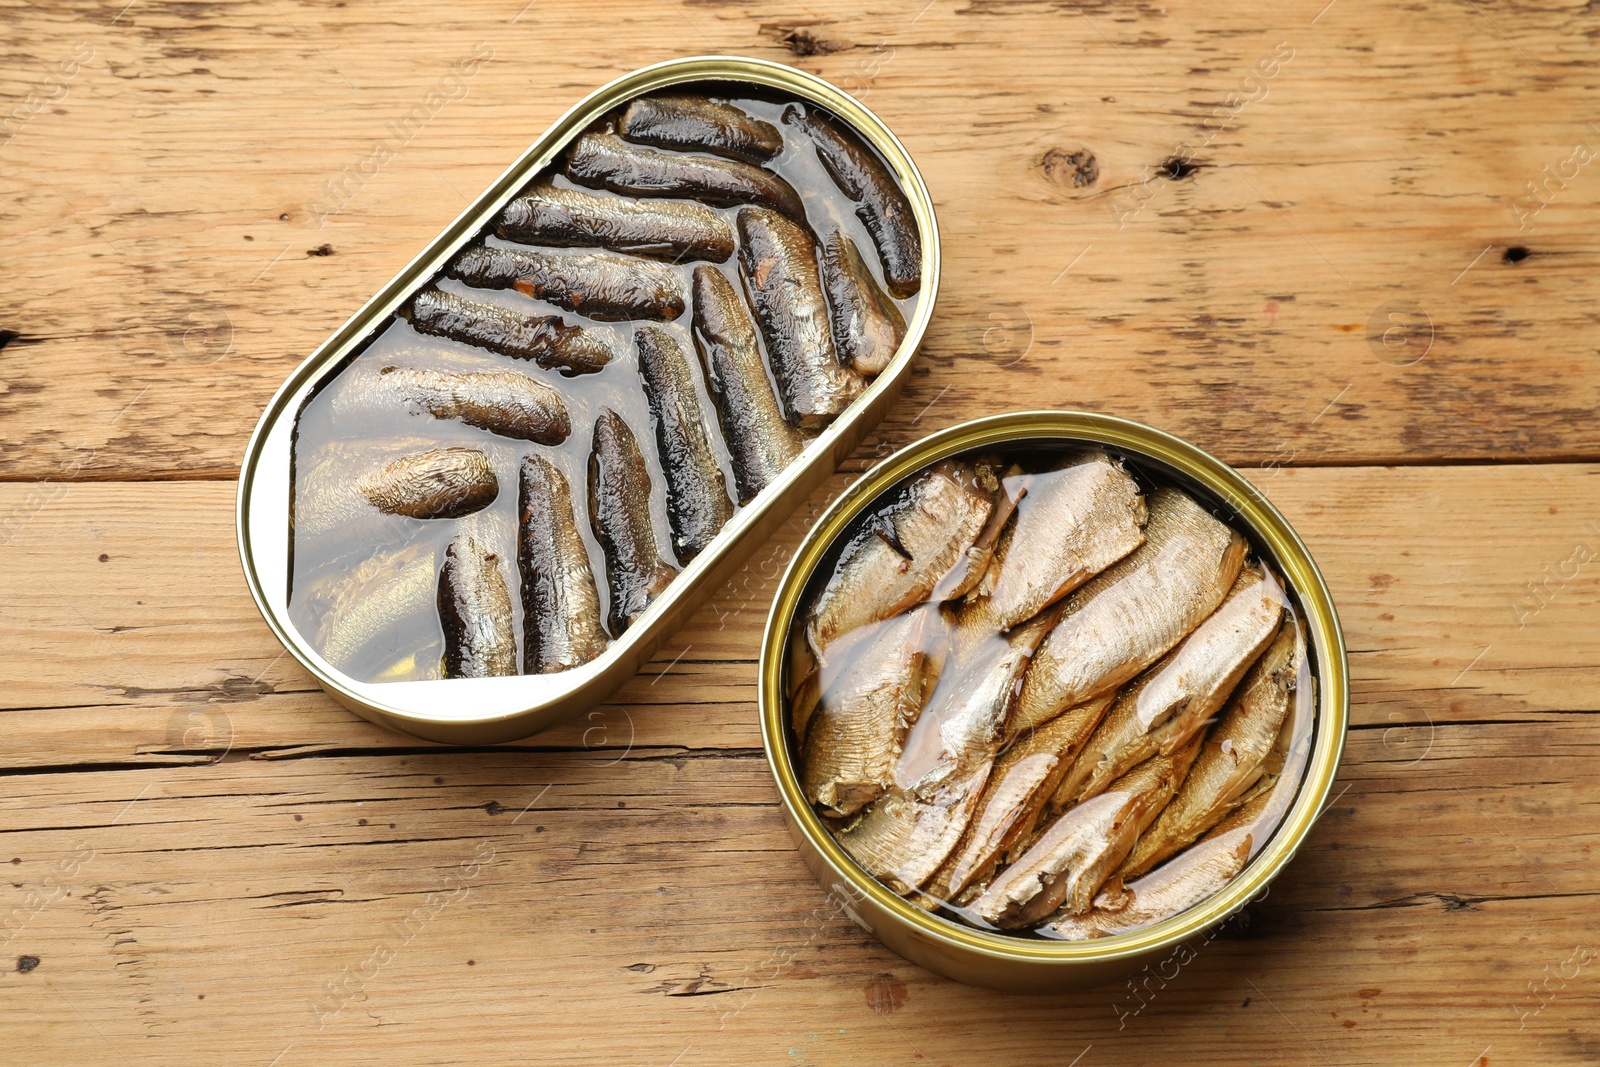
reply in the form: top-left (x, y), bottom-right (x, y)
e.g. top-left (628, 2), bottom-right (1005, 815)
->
top-left (289, 84), bottom-right (923, 684)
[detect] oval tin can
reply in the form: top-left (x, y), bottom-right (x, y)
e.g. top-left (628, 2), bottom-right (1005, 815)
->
top-left (237, 56), bottom-right (940, 744)
top-left (759, 411), bottom-right (1348, 992)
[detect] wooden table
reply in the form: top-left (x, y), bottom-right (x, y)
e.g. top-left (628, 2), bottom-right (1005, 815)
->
top-left (4, 2), bottom-right (1596, 1063)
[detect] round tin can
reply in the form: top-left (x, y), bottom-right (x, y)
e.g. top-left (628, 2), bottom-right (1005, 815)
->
top-left (236, 56), bottom-right (939, 744)
top-left (759, 411), bottom-right (1348, 992)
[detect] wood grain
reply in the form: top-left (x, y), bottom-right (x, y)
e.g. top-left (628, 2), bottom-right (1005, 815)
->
top-left (2, 1), bottom-right (1597, 1064)
top-left (2, 1), bottom-right (1598, 479)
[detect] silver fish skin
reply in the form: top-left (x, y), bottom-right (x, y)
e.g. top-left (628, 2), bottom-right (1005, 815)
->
top-left (336, 364), bottom-right (572, 445)
top-left (970, 741), bottom-right (1199, 927)
top-left (805, 458), bottom-right (996, 658)
top-left (979, 454), bottom-right (1148, 632)
top-left (1009, 487), bottom-right (1248, 740)
top-left (736, 207), bottom-right (865, 428)
top-left (355, 447), bottom-right (498, 520)
top-left (896, 609), bottom-right (1056, 805)
top-left (438, 534), bottom-right (518, 678)
top-left (1117, 622), bottom-right (1300, 879)
top-left (497, 182), bottom-right (734, 263)
top-left (689, 264), bottom-right (805, 503)
top-left (446, 243), bottom-right (686, 322)
top-left (1043, 828), bottom-right (1253, 941)
top-left (820, 229), bottom-right (906, 377)
top-left (801, 610), bottom-right (937, 817)
top-left (837, 765), bottom-right (992, 896)
top-left (1053, 565), bottom-right (1286, 807)
top-left (618, 93), bottom-right (783, 164)
top-left (635, 325), bottom-right (735, 563)
top-left (312, 545), bottom-right (439, 673)
top-left (992, 692), bottom-right (1118, 866)
top-left (567, 132), bottom-right (805, 219)
top-left (924, 751), bottom-right (1059, 906)
top-left (517, 453), bottom-right (610, 675)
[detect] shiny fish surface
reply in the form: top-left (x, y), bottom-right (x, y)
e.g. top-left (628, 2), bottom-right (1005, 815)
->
top-left (1043, 828), bottom-right (1253, 940)
top-left (801, 611), bottom-right (936, 817)
top-left (970, 742), bottom-right (1199, 927)
top-left (588, 408), bottom-right (678, 636)
top-left (340, 364), bottom-right (572, 445)
top-left (838, 767), bottom-right (992, 896)
top-left (355, 446), bottom-right (498, 520)
top-left (782, 103), bottom-right (922, 298)
top-left (619, 93), bottom-right (782, 164)
top-left (925, 751), bottom-right (1059, 905)
top-left (1054, 566), bottom-right (1285, 807)
top-left (737, 207), bottom-right (864, 428)
top-left (994, 693), bottom-right (1118, 865)
top-left (438, 534), bottom-right (518, 678)
top-left (980, 455), bottom-right (1147, 632)
top-left (404, 286), bottom-right (612, 375)
top-left (566, 132), bottom-right (805, 219)
top-left (517, 454), bottom-right (610, 674)
top-left (447, 243), bottom-right (685, 322)
top-left (1009, 487), bottom-right (1248, 740)
top-left (496, 183), bottom-right (734, 263)
top-left (806, 458), bottom-right (996, 658)
top-left (635, 325), bottom-right (735, 563)
top-left (314, 545), bottom-right (439, 673)
top-left (1121, 624), bottom-right (1302, 878)
top-left (689, 264), bottom-right (805, 503)
top-left (820, 230), bottom-right (905, 377)
top-left (896, 609), bottom-right (1056, 805)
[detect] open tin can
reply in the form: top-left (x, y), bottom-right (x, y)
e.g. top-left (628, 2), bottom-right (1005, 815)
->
top-left (760, 411), bottom-right (1348, 991)
top-left (236, 56), bottom-right (939, 744)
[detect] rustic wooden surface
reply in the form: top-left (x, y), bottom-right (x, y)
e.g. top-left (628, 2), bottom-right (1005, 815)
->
top-left (3, 1), bottom-right (1597, 1064)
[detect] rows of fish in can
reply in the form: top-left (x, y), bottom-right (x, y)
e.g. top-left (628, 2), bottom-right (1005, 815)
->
top-left (789, 452), bottom-right (1310, 939)
top-left (292, 91), bottom-right (922, 681)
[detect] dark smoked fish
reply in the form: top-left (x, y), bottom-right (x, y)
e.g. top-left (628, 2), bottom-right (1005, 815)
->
top-left (438, 534), bottom-right (518, 678)
top-left (783, 103), bottom-right (921, 298)
top-left (820, 229), bottom-right (905, 377)
top-left (404, 286), bottom-right (612, 375)
top-left (635, 325), bottom-right (735, 563)
top-left (689, 265), bottom-right (804, 503)
top-left (588, 408), bottom-right (679, 636)
top-left (497, 183), bottom-right (734, 263)
top-left (619, 93), bottom-right (783, 164)
top-left (517, 454), bottom-right (610, 674)
top-left (355, 446), bottom-right (498, 520)
top-left (344, 365), bottom-right (571, 445)
top-left (566, 132), bottom-right (805, 219)
top-left (447, 243), bottom-right (685, 322)
top-left (737, 207), bottom-right (864, 428)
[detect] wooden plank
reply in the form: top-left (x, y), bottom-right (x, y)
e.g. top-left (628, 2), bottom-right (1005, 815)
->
top-left (2, 726), bottom-right (1596, 1064)
top-left (3, 463), bottom-right (1594, 768)
top-left (2, 1), bottom-right (1598, 478)
top-left (4, 0), bottom-right (1597, 1064)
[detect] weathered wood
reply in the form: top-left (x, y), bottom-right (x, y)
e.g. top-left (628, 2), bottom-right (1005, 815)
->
top-left (3, 464), bottom-right (1594, 761)
top-left (3, 0), bottom-right (1597, 1063)
top-left (1, 2), bottom-right (1598, 478)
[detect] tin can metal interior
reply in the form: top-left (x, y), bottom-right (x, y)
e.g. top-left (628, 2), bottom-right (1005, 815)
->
top-left (236, 56), bottom-right (940, 744)
top-left (759, 411), bottom-right (1348, 992)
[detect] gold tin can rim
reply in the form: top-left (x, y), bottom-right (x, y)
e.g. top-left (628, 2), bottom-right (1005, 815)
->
top-left (759, 410), bottom-right (1349, 970)
top-left (235, 56), bottom-right (940, 740)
